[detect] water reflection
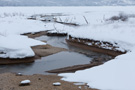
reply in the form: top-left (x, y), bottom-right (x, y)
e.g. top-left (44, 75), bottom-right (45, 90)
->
top-left (0, 51), bottom-right (92, 75)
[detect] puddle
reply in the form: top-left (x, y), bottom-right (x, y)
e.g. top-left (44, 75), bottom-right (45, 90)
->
top-left (0, 51), bottom-right (91, 75)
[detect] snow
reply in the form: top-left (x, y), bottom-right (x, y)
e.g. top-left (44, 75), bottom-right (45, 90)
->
top-left (0, 6), bottom-right (135, 90)
top-left (0, 35), bottom-right (45, 58)
top-left (68, 20), bottom-right (135, 52)
top-left (56, 15), bottom-right (89, 25)
top-left (21, 80), bottom-right (31, 84)
top-left (0, 17), bottom-right (48, 35)
top-left (59, 51), bottom-right (135, 90)
top-left (0, 12), bottom-right (47, 58)
top-left (53, 82), bottom-right (61, 86)
top-left (46, 23), bottom-right (75, 35)
top-left (52, 7), bottom-right (135, 90)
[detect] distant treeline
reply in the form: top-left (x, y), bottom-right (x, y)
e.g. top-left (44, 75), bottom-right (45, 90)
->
top-left (0, 0), bottom-right (135, 6)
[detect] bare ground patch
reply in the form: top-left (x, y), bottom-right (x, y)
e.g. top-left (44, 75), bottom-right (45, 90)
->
top-left (0, 73), bottom-right (98, 90)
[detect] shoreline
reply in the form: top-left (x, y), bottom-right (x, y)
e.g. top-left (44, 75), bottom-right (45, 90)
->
top-left (0, 31), bottom-right (124, 90)
top-left (0, 31), bottom-right (67, 65)
top-left (67, 36), bottom-right (125, 57)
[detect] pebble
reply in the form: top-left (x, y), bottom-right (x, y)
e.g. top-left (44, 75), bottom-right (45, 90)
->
top-left (19, 80), bottom-right (31, 86)
top-left (16, 73), bottom-right (22, 76)
top-left (53, 82), bottom-right (61, 86)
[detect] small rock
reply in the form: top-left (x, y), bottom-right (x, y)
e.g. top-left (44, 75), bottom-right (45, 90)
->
top-left (53, 82), bottom-right (61, 86)
top-left (19, 80), bottom-right (31, 86)
top-left (16, 73), bottom-right (22, 76)
top-left (38, 78), bottom-right (41, 80)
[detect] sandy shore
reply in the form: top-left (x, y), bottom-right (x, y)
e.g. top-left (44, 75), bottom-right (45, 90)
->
top-left (0, 73), bottom-right (98, 90)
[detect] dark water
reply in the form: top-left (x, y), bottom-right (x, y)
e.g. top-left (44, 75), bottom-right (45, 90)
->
top-left (0, 51), bottom-right (91, 75)
top-left (0, 35), bottom-right (108, 75)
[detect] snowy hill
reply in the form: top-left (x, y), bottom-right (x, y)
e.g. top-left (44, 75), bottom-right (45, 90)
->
top-left (0, 0), bottom-right (135, 6)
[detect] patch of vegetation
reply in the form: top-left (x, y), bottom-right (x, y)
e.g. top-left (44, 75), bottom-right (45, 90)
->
top-left (107, 13), bottom-right (128, 21)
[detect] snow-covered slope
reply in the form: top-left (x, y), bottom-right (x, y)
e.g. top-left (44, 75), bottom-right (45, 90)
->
top-left (59, 51), bottom-right (135, 90)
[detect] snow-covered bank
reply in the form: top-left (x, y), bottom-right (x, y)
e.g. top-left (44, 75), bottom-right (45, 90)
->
top-left (57, 7), bottom-right (135, 90)
top-left (0, 14), bottom-right (47, 58)
top-left (59, 50), bottom-right (135, 90)
top-left (68, 17), bottom-right (135, 52)
top-left (0, 17), bottom-right (48, 35)
top-left (0, 35), bottom-right (45, 58)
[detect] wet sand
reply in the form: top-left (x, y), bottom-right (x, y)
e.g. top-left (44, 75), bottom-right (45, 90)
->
top-left (32, 44), bottom-right (66, 59)
top-left (0, 73), bottom-right (98, 90)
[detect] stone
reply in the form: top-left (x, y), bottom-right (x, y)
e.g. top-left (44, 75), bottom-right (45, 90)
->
top-left (38, 78), bottom-right (41, 80)
top-left (53, 82), bottom-right (61, 86)
top-left (19, 80), bottom-right (31, 86)
top-left (16, 73), bottom-right (22, 76)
